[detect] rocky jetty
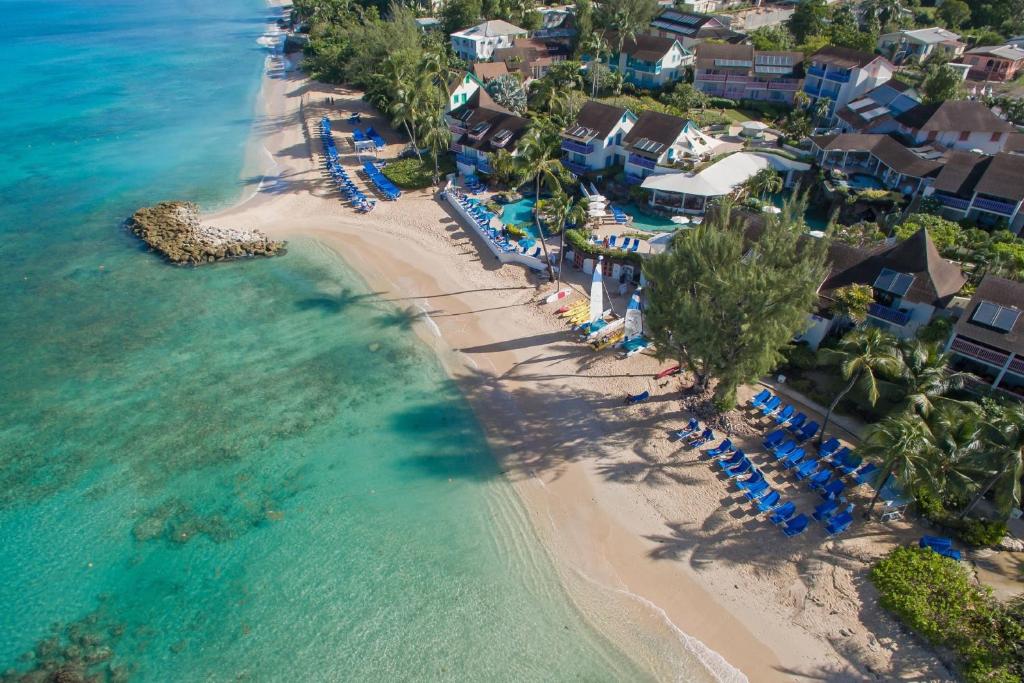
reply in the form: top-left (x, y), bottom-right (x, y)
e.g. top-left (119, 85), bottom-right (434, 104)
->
top-left (126, 201), bottom-right (285, 265)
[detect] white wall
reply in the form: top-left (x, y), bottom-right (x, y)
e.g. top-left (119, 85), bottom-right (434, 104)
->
top-left (909, 129), bottom-right (1008, 154)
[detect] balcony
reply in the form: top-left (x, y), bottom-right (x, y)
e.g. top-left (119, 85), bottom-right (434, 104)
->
top-left (868, 303), bottom-right (912, 326)
top-left (803, 81), bottom-right (821, 96)
top-left (627, 153), bottom-right (657, 170)
top-left (1010, 356), bottom-right (1024, 375)
top-left (933, 193), bottom-right (970, 211)
top-left (626, 59), bottom-right (660, 74)
top-left (476, 157), bottom-right (494, 174)
top-left (455, 153), bottom-right (476, 167)
top-left (561, 158), bottom-right (590, 176)
top-left (973, 196), bottom-right (1017, 215)
top-left (449, 123), bottom-right (468, 135)
top-left (561, 139), bottom-right (594, 155)
top-left (825, 69), bottom-right (851, 83)
top-left (449, 142), bottom-right (464, 154)
top-left (698, 73), bottom-right (729, 82)
top-left (951, 336), bottom-right (1011, 367)
top-left (807, 64), bottom-right (826, 77)
top-left (624, 173), bottom-right (646, 185)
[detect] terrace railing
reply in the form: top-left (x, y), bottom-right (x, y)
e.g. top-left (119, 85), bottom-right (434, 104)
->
top-left (807, 64), bottom-right (826, 77)
top-left (561, 139), bottom-right (594, 155)
top-left (951, 336), bottom-right (1011, 367)
top-left (973, 197), bottom-right (1017, 215)
top-left (933, 193), bottom-right (970, 211)
top-left (627, 153), bottom-right (657, 170)
top-left (455, 153), bottom-right (476, 167)
top-left (1009, 356), bottom-right (1024, 376)
top-left (824, 69), bottom-right (851, 83)
top-left (561, 158), bottom-right (590, 176)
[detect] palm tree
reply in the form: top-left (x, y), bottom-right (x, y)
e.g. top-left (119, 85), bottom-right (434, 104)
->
top-left (817, 327), bottom-right (903, 447)
top-left (580, 32), bottom-right (608, 97)
top-left (388, 62), bottom-right (426, 160)
top-left (924, 406), bottom-right (990, 507)
top-left (543, 190), bottom-right (590, 290)
top-left (962, 402), bottom-right (1024, 519)
top-left (746, 168), bottom-right (783, 200)
top-left (811, 97), bottom-right (832, 130)
top-left (515, 123), bottom-right (572, 282)
top-left (861, 413), bottom-right (936, 518)
top-left (895, 339), bottom-right (971, 418)
top-left (419, 112), bottom-right (451, 186)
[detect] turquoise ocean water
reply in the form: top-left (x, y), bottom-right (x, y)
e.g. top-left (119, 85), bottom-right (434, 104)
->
top-left (0, 1), bottom-right (647, 679)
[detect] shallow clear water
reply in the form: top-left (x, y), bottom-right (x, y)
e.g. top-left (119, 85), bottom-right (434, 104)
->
top-left (0, 1), bottom-right (645, 680)
top-left (500, 197), bottom-right (536, 230)
top-left (617, 203), bottom-right (678, 232)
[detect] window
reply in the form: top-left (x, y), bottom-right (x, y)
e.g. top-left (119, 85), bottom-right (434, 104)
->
top-left (959, 131), bottom-right (970, 141)
top-left (991, 132), bottom-right (1003, 142)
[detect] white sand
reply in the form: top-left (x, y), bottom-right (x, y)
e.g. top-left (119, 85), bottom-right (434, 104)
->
top-left (207, 50), bottom-right (958, 682)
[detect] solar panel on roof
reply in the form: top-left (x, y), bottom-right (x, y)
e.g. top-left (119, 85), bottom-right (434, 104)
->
top-left (862, 106), bottom-right (890, 120)
top-left (874, 268), bottom-right (915, 296)
top-left (848, 99), bottom-right (874, 111)
top-left (972, 301), bottom-right (1021, 332)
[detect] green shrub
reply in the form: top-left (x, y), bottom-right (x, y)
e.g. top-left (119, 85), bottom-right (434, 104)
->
top-left (565, 229), bottom-right (643, 267)
top-left (505, 224), bottom-right (528, 240)
top-left (708, 96), bottom-right (737, 108)
top-left (916, 316), bottom-right (954, 344)
top-left (871, 546), bottom-right (1024, 683)
top-left (783, 343), bottom-right (818, 371)
top-left (915, 488), bottom-right (1009, 548)
top-left (381, 156), bottom-right (455, 189)
top-left (895, 213), bottom-right (963, 253)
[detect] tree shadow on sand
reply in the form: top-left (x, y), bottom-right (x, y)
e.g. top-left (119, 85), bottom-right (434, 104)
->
top-left (295, 288), bottom-right (382, 314)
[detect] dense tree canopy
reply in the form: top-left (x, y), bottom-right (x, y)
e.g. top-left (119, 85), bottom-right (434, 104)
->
top-left (643, 198), bottom-right (828, 407)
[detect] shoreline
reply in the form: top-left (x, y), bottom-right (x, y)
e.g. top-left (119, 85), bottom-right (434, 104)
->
top-left (208, 34), bottom-right (952, 682)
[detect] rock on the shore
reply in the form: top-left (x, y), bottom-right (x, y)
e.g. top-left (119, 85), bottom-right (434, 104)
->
top-left (126, 201), bottom-right (284, 266)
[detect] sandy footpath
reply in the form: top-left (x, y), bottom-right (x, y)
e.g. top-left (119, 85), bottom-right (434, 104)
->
top-left (209, 47), bottom-right (955, 682)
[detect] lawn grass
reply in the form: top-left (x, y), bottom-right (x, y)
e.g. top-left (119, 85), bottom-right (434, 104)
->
top-left (381, 156), bottom-right (455, 189)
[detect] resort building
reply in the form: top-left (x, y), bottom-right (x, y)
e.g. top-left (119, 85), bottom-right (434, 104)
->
top-left (963, 44), bottom-right (1024, 82)
top-left (877, 28), bottom-right (964, 65)
top-left (620, 111), bottom-right (718, 182)
top-left (493, 38), bottom-right (569, 81)
top-left (559, 101), bottom-right (637, 175)
top-left (945, 275), bottom-right (1024, 398)
top-left (693, 43), bottom-right (804, 104)
top-left (591, 33), bottom-right (693, 89)
top-left (834, 80), bottom-right (921, 134)
top-left (809, 133), bottom-right (945, 196)
top-left (802, 47), bottom-right (895, 118)
top-left (819, 228), bottom-right (966, 338)
top-left (923, 151), bottom-right (1024, 233)
top-left (445, 89), bottom-right (528, 177)
top-left (639, 151), bottom-right (809, 215)
top-left (471, 61), bottom-right (509, 82)
top-left (446, 71), bottom-right (488, 113)
top-left (648, 9), bottom-right (741, 48)
top-left (450, 20), bottom-right (529, 62)
top-left (887, 101), bottom-right (1017, 154)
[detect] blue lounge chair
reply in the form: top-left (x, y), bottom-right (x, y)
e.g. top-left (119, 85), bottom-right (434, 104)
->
top-left (608, 235), bottom-right (618, 247)
top-left (726, 460), bottom-right (753, 478)
top-left (820, 480), bottom-right (845, 500)
top-left (717, 451), bottom-right (746, 470)
top-left (742, 481), bottom-right (771, 500)
top-left (794, 460), bottom-right (820, 481)
top-left (735, 470), bottom-right (765, 490)
top-left (771, 440), bottom-right (798, 461)
top-left (705, 439), bottom-right (734, 458)
top-left (818, 438), bottom-right (841, 458)
top-left (825, 512), bottom-right (854, 536)
top-left (825, 445), bottom-right (852, 466)
top-left (763, 429), bottom-right (787, 449)
top-left (920, 535), bottom-right (953, 549)
top-left (794, 421), bottom-right (820, 443)
top-left (749, 389), bottom-right (771, 408)
top-left (854, 462), bottom-right (880, 485)
top-left (672, 418), bottom-right (699, 440)
top-left (624, 390), bottom-right (649, 405)
top-left (630, 239), bottom-right (641, 252)
top-left (769, 501), bottom-right (796, 525)
top-left (773, 405), bottom-right (795, 425)
top-left (786, 413), bottom-right (807, 433)
top-left (783, 514), bottom-right (809, 537)
top-left (812, 498), bottom-right (841, 521)
top-left (782, 447), bottom-right (807, 468)
top-left (760, 396), bottom-right (782, 416)
top-left (833, 449), bottom-right (862, 476)
top-left (689, 428), bottom-right (714, 449)
top-left (754, 490), bottom-right (782, 512)
top-left (807, 470), bottom-right (831, 490)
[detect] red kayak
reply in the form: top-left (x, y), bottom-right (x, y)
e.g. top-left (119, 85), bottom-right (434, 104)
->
top-left (655, 365), bottom-right (681, 379)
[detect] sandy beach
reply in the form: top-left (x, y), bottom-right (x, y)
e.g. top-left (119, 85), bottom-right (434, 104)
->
top-left (209, 46), bottom-right (958, 681)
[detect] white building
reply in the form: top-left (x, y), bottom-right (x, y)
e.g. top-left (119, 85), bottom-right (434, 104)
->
top-left (620, 111), bottom-right (720, 183)
top-left (888, 100), bottom-right (1017, 154)
top-left (640, 151), bottom-right (809, 215)
top-left (559, 101), bottom-right (637, 175)
top-left (877, 27), bottom-right (964, 65)
top-left (802, 46), bottom-right (895, 118)
top-left (450, 20), bottom-right (528, 62)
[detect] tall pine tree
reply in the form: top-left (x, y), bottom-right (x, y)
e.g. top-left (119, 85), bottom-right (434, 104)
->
top-left (643, 198), bottom-right (828, 408)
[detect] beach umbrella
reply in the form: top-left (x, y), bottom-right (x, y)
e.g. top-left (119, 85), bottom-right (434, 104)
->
top-left (670, 215), bottom-right (690, 225)
top-left (588, 256), bottom-right (604, 324)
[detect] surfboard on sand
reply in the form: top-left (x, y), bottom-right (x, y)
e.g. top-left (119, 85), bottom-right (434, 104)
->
top-left (545, 289), bottom-right (571, 304)
top-left (655, 365), bottom-right (681, 379)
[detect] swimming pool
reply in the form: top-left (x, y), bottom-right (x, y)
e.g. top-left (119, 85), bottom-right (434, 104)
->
top-left (848, 173), bottom-right (884, 191)
top-left (616, 202), bottom-right (678, 232)
top-left (500, 197), bottom-right (536, 231)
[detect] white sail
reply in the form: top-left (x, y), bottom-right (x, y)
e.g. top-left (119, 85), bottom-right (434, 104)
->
top-left (589, 256), bottom-right (604, 323)
top-left (624, 287), bottom-right (643, 339)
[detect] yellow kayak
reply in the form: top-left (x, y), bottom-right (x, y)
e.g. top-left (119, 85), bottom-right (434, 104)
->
top-left (591, 330), bottom-right (624, 351)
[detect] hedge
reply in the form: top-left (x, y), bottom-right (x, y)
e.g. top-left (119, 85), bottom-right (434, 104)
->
top-left (565, 229), bottom-right (644, 267)
top-left (381, 156), bottom-right (455, 189)
top-left (870, 546), bottom-right (1024, 682)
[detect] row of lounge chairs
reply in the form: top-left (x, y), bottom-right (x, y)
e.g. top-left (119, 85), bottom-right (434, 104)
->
top-left (600, 235), bottom-right (641, 252)
top-left (464, 175), bottom-right (486, 194)
top-left (610, 206), bottom-right (628, 225)
top-left (361, 161), bottom-right (400, 200)
top-left (446, 189), bottom-right (521, 255)
top-left (352, 126), bottom-right (386, 149)
top-left (319, 117), bottom-right (375, 212)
